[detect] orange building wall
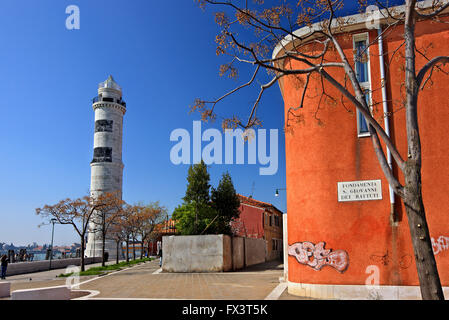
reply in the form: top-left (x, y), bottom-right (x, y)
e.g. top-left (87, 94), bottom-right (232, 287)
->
top-left (281, 18), bottom-right (449, 287)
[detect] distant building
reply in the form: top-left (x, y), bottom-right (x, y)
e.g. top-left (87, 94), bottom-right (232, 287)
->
top-left (133, 219), bottom-right (177, 257)
top-left (232, 195), bottom-right (284, 261)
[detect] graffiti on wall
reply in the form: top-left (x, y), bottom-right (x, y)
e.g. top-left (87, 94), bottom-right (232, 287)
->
top-left (369, 250), bottom-right (412, 269)
top-left (288, 241), bottom-right (349, 273)
top-left (432, 236), bottom-right (449, 255)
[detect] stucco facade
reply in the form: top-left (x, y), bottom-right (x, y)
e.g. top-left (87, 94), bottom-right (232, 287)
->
top-left (232, 195), bottom-right (284, 262)
top-left (275, 5), bottom-right (449, 299)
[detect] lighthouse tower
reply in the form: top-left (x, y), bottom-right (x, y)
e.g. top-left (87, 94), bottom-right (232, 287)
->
top-left (85, 75), bottom-right (126, 259)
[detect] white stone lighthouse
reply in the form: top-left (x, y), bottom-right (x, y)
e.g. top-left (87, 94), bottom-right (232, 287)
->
top-left (85, 75), bottom-right (126, 259)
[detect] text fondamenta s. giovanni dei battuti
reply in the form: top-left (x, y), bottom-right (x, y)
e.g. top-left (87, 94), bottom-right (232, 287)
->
top-left (337, 179), bottom-right (382, 202)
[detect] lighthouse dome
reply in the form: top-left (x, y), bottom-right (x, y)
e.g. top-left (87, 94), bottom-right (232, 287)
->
top-left (98, 75), bottom-right (122, 92)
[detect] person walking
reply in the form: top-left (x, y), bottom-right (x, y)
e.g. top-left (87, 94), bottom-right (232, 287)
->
top-left (1, 255), bottom-right (9, 279)
top-left (159, 247), bottom-right (162, 268)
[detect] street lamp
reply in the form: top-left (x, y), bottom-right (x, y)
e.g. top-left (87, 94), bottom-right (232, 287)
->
top-left (275, 188), bottom-right (286, 197)
top-left (49, 218), bottom-right (57, 270)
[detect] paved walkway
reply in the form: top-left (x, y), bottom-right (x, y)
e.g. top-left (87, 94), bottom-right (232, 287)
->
top-left (2, 259), bottom-right (310, 300)
top-left (3, 260), bottom-right (125, 291)
top-left (79, 259), bottom-right (286, 300)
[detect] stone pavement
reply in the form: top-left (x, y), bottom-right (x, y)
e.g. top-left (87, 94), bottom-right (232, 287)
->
top-left (3, 260), bottom-right (125, 292)
top-left (2, 258), bottom-right (311, 300)
top-left (79, 259), bottom-right (289, 300)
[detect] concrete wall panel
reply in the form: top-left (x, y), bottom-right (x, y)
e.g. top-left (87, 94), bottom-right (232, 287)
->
top-left (232, 237), bottom-right (244, 270)
top-left (163, 235), bottom-right (228, 273)
top-left (245, 238), bottom-right (266, 267)
top-left (0, 282), bottom-right (10, 298)
top-left (222, 235), bottom-right (232, 272)
top-left (11, 285), bottom-right (71, 300)
top-left (163, 235), bottom-right (267, 272)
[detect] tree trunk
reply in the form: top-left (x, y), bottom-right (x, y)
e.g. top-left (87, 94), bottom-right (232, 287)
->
top-left (101, 233), bottom-right (106, 267)
top-left (140, 236), bottom-right (144, 260)
top-left (80, 237), bottom-right (85, 272)
top-left (116, 240), bottom-right (120, 265)
top-left (126, 235), bottom-right (129, 263)
top-left (403, 161), bottom-right (444, 300)
top-left (132, 237), bottom-right (136, 260)
top-left (401, 0), bottom-right (444, 300)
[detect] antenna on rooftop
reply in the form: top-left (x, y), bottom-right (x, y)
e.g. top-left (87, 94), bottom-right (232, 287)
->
top-left (250, 181), bottom-right (255, 198)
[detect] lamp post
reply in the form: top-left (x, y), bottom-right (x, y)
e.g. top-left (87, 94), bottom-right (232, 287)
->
top-left (275, 187), bottom-right (287, 213)
top-left (274, 188), bottom-right (288, 281)
top-left (49, 218), bottom-right (57, 270)
top-left (275, 188), bottom-right (286, 197)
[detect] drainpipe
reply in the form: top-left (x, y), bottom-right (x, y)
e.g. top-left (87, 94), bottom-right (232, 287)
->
top-left (377, 27), bottom-right (396, 220)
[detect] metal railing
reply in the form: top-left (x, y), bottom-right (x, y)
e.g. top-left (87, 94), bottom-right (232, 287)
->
top-left (92, 96), bottom-right (126, 107)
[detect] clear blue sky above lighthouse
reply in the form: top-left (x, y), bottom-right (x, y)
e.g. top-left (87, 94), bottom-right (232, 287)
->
top-left (0, 0), bottom-right (402, 245)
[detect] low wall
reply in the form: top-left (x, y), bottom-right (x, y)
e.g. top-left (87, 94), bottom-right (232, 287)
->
top-left (163, 235), bottom-right (231, 272)
top-left (0, 282), bottom-right (10, 298)
top-left (163, 235), bottom-right (267, 273)
top-left (223, 235), bottom-right (232, 272)
top-left (11, 285), bottom-right (71, 300)
top-left (232, 237), bottom-right (244, 270)
top-left (244, 238), bottom-right (266, 267)
top-left (6, 257), bottom-right (103, 277)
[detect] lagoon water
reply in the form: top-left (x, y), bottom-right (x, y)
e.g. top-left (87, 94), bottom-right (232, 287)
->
top-left (32, 253), bottom-right (47, 261)
top-left (26, 253), bottom-right (66, 261)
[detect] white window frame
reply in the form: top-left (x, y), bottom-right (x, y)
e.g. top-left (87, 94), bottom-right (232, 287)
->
top-left (353, 32), bottom-right (373, 138)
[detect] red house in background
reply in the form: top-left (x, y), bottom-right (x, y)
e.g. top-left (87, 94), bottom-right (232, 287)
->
top-left (231, 194), bottom-right (284, 261)
top-left (142, 219), bottom-right (177, 257)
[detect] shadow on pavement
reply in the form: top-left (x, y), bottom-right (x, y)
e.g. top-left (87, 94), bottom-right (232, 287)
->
top-left (235, 260), bottom-right (283, 273)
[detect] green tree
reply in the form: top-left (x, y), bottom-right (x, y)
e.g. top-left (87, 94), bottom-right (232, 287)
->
top-left (183, 160), bottom-right (211, 233)
top-left (172, 203), bottom-right (216, 235)
top-left (210, 172), bottom-right (241, 235)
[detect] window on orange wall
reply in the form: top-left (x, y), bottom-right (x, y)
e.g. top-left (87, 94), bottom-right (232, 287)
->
top-left (353, 32), bottom-right (372, 138)
top-left (358, 91), bottom-right (371, 133)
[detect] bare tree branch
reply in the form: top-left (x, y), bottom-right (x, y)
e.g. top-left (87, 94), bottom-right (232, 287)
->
top-left (416, 55), bottom-right (449, 88)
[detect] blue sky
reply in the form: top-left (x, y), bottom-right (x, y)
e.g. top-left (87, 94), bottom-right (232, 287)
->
top-left (0, 0), bottom-right (288, 246)
top-left (0, 0), bottom-right (405, 246)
